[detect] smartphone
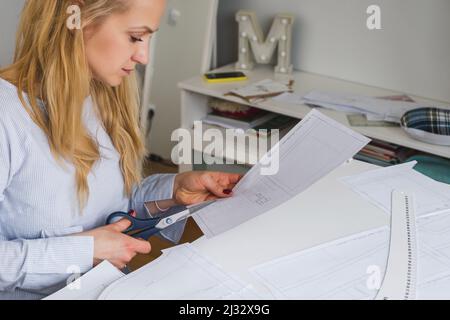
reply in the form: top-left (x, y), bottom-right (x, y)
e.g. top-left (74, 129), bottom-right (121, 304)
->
top-left (203, 71), bottom-right (248, 83)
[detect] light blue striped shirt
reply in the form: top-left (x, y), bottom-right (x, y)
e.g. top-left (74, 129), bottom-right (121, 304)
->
top-left (0, 78), bottom-right (180, 299)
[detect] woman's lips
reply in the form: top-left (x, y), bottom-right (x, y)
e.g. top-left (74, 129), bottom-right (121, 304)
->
top-left (122, 68), bottom-right (133, 75)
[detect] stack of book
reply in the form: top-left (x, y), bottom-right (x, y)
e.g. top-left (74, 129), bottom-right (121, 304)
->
top-left (252, 114), bottom-right (300, 137)
top-left (201, 111), bottom-right (299, 139)
top-left (202, 110), bottom-right (278, 131)
top-left (354, 139), bottom-right (401, 167)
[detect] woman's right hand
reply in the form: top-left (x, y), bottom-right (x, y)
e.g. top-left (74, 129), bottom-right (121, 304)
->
top-left (74, 218), bottom-right (152, 269)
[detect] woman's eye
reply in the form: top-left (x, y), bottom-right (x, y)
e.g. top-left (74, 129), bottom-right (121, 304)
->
top-left (130, 36), bottom-right (144, 43)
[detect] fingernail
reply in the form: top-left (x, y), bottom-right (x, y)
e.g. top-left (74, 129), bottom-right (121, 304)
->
top-left (223, 189), bottom-right (232, 195)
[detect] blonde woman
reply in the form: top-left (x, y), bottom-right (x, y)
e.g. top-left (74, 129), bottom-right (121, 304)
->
top-left (0, 0), bottom-right (241, 299)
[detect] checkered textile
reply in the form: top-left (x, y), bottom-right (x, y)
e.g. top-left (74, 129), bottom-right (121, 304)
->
top-left (401, 107), bottom-right (450, 135)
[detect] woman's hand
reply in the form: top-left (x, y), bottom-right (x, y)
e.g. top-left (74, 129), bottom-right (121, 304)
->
top-left (74, 218), bottom-right (151, 269)
top-left (173, 171), bottom-right (243, 205)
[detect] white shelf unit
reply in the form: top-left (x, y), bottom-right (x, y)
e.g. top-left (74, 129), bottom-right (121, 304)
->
top-left (178, 64), bottom-right (450, 172)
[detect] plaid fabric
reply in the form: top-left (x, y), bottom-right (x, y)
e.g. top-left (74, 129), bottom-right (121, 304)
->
top-left (401, 107), bottom-right (450, 136)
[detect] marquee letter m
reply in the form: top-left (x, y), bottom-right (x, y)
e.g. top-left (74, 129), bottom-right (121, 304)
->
top-left (235, 10), bottom-right (295, 75)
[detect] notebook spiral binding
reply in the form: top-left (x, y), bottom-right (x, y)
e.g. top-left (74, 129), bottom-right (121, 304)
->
top-left (375, 190), bottom-right (417, 300)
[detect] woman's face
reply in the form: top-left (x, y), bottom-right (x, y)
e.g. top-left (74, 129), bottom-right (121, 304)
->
top-left (84, 0), bottom-right (166, 86)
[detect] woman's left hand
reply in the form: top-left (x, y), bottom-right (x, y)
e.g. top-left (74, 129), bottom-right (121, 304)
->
top-left (173, 171), bottom-right (243, 205)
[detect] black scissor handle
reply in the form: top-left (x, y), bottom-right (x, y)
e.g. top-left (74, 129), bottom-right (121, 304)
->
top-left (106, 211), bottom-right (160, 234)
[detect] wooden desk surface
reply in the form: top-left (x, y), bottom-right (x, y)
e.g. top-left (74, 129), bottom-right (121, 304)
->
top-left (128, 217), bottom-right (204, 272)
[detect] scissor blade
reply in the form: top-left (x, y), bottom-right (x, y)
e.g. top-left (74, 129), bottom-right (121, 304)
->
top-left (154, 200), bottom-right (216, 230)
top-left (154, 209), bottom-right (190, 230)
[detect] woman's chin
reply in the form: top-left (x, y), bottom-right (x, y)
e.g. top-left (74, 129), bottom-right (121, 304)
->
top-left (104, 76), bottom-right (124, 87)
top-left (92, 74), bottom-right (124, 87)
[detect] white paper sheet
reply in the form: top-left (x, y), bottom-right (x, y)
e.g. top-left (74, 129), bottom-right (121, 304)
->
top-left (418, 274), bottom-right (450, 300)
top-left (416, 212), bottom-right (450, 281)
top-left (43, 261), bottom-right (125, 300)
top-left (229, 79), bottom-right (292, 101)
top-left (339, 162), bottom-right (450, 217)
top-left (303, 90), bottom-right (428, 122)
top-left (194, 109), bottom-right (370, 237)
top-left (98, 244), bottom-right (262, 300)
top-left (249, 211), bottom-right (450, 300)
top-left (271, 92), bottom-right (305, 105)
top-left (250, 228), bottom-right (389, 300)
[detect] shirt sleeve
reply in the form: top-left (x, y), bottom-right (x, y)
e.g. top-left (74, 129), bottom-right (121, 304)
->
top-left (129, 174), bottom-right (177, 218)
top-left (0, 115), bottom-right (94, 293)
top-left (129, 174), bottom-right (187, 244)
top-left (0, 237), bottom-right (93, 293)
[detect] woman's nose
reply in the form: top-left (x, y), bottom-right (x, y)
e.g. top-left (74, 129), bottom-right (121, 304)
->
top-left (132, 45), bottom-right (149, 65)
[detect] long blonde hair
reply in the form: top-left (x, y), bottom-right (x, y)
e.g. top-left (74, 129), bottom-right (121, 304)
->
top-left (0, 0), bottom-right (145, 211)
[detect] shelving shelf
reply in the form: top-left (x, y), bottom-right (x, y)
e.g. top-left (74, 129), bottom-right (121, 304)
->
top-left (178, 64), bottom-right (450, 172)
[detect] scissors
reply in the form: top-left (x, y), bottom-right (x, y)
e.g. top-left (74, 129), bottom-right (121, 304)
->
top-left (106, 200), bottom-right (216, 239)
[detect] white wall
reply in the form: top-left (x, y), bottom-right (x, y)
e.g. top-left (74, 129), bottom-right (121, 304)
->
top-left (0, 0), bottom-right (25, 67)
top-left (218, 0), bottom-right (450, 103)
top-left (148, 0), bottom-right (218, 159)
